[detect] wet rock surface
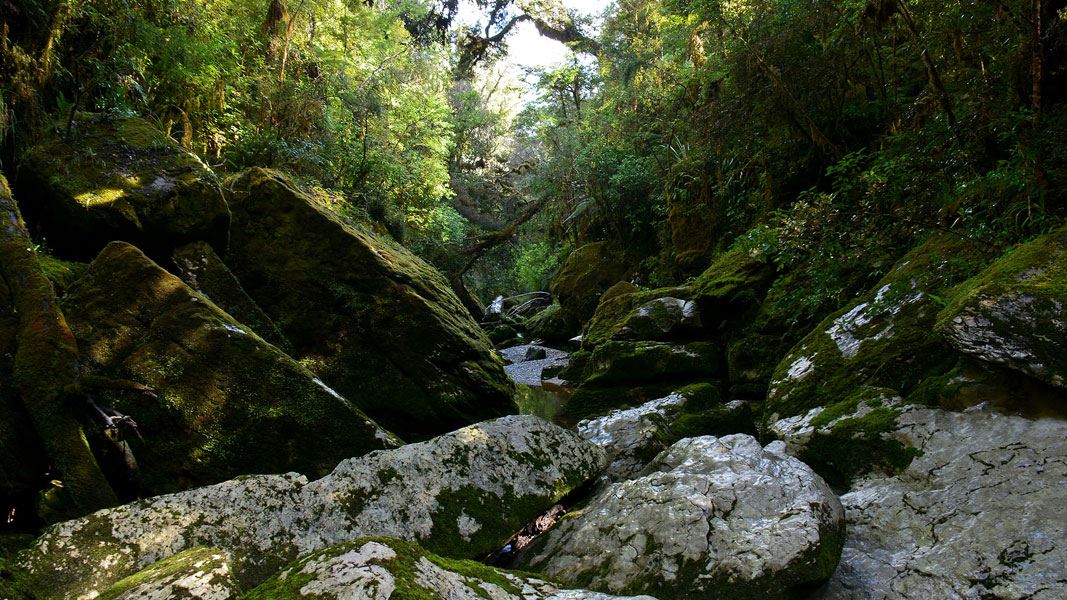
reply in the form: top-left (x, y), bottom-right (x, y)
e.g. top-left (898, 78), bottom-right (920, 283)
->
top-left (246, 537), bottom-right (656, 599)
top-left (17, 415), bottom-right (606, 598)
top-left (817, 405), bottom-right (1067, 600)
top-left (520, 434), bottom-right (845, 598)
top-left (500, 344), bottom-right (569, 386)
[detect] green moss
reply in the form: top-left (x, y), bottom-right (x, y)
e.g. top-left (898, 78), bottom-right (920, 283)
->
top-left (37, 254), bottom-right (87, 293)
top-left (936, 225), bottom-right (1067, 387)
top-left (0, 556), bottom-right (34, 600)
top-left (549, 242), bottom-right (632, 324)
top-left (97, 547), bottom-right (236, 600)
top-left (561, 381), bottom-right (708, 424)
top-left (19, 112), bottom-right (229, 258)
top-left (225, 169), bottom-right (516, 440)
top-left (792, 388), bottom-right (922, 490)
top-left (765, 234), bottom-right (993, 421)
top-left (246, 537), bottom-right (555, 599)
top-left (524, 302), bottom-right (579, 343)
top-left (689, 245), bottom-right (776, 316)
top-left (585, 341), bottom-right (722, 387)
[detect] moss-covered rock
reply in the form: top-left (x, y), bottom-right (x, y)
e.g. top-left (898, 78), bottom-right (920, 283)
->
top-left (583, 287), bottom-right (700, 347)
top-left (524, 301), bottom-right (580, 343)
top-left (97, 547), bottom-right (240, 600)
top-left (562, 380), bottom-right (722, 425)
top-left (937, 225), bottom-right (1067, 388)
top-left (62, 241), bottom-right (399, 496)
top-left (0, 555), bottom-right (34, 600)
top-left (688, 245), bottom-right (777, 324)
top-left (667, 198), bottom-right (718, 272)
top-left (37, 254), bottom-right (87, 294)
top-left (770, 387), bottom-right (922, 490)
top-left (16, 113), bottom-right (229, 258)
top-left (172, 241), bottom-right (290, 350)
top-left (584, 340), bottom-right (723, 386)
top-left (18, 416), bottom-right (605, 598)
top-left (765, 234), bottom-right (992, 421)
top-left (246, 537), bottom-right (653, 599)
top-left (224, 168), bottom-right (515, 438)
top-left (549, 242), bottom-right (632, 325)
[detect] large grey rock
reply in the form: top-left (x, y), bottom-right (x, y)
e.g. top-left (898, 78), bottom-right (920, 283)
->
top-left (818, 406), bottom-right (1067, 600)
top-left (18, 416), bottom-right (606, 598)
top-left (246, 537), bottom-right (656, 599)
top-left (614, 297), bottom-right (702, 341)
top-left (938, 225), bottom-right (1067, 388)
top-left (577, 392), bottom-right (689, 481)
top-left (520, 435), bottom-right (845, 598)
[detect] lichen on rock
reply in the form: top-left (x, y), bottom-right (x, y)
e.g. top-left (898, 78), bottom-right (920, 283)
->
top-left (18, 415), bottom-right (606, 598)
top-left (96, 547), bottom-right (239, 600)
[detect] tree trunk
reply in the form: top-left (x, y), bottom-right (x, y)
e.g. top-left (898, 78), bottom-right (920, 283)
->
top-left (0, 176), bottom-right (118, 516)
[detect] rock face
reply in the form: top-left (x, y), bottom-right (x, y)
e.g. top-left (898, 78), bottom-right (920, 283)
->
top-left (97, 547), bottom-right (239, 600)
top-left (224, 168), bottom-right (515, 438)
top-left (818, 405), bottom-right (1067, 600)
top-left (938, 225), bottom-right (1067, 388)
top-left (766, 235), bottom-right (989, 420)
top-left (17, 113), bottom-right (229, 258)
top-left (18, 416), bottom-right (606, 598)
top-left (245, 537), bottom-right (655, 599)
top-left (521, 435), bottom-right (845, 599)
top-left (172, 241), bottom-right (290, 350)
top-left (550, 242), bottom-right (632, 324)
top-left (62, 241), bottom-right (399, 496)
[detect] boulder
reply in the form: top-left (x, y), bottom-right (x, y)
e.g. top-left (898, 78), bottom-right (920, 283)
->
top-left (520, 435), bottom-right (845, 598)
top-left (18, 415), bottom-right (606, 598)
top-left (16, 113), bottom-right (229, 258)
top-left (584, 341), bottom-right (722, 386)
top-left (818, 405), bottom-right (1067, 599)
top-left (61, 241), bottom-right (398, 496)
top-left (224, 168), bottom-right (515, 438)
top-left (97, 547), bottom-right (239, 600)
top-left (937, 225), bottom-right (1067, 388)
top-left (172, 241), bottom-right (290, 350)
top-left (550, 242), bottom-right (632, 324)
top-left (524, 301), bottom-right (580, 343)
top-left (245, 537), bottom-right (655, 599)
top-left (766, 235), bottom-right (990, 421)
top-left (577, 392), bottom-right (690, 481)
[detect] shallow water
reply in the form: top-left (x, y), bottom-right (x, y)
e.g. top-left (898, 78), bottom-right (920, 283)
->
top-left (516, 384), bottom-right (567, 424)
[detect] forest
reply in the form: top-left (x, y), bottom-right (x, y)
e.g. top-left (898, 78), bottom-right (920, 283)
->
top-left (1, 0), bottom-right (1066, 598)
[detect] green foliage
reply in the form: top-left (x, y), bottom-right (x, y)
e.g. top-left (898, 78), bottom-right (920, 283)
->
top-left (513, 240), bottom-right (563, 292)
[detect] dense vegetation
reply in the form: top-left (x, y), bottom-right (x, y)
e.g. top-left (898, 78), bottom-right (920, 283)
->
top-left (3, 0), bottom-right (1064, 306)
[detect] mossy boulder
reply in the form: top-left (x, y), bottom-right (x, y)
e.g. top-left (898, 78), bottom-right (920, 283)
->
top-left (688, 245), bottom-right (777, 325)
top-left (223, 168), bottom-right (515, 438)
top-left (583, 286), bottom-right (698, 347)
top-left (16, 113), bottom-right (229, 258)
top-left (97, 547), bottom-right (239, 600)
top-left (562, 380), bottom-right (723, 425)
top-left (549, 242), bottom-right (632, 324)
top-left (61, 241), bottom-right (399, 496)
top-left (524, 301), bottom-right (579, 343)
top-left (584, 340), bottom-right (723, 386)
top-left (246, 537), bottom-right (651, 599)
top-left (519, 435), bottom-right (844, 599)
top-left (668, 198), bottom-right (718, 272)
top-left (937, 225), bottom-right (1067, 388)
top-left (17, 415), bottom-right (605, 598)
top-left (765, 235), bottom-right (992, 421)
top-left (172, 241), bottom-right (290, 350)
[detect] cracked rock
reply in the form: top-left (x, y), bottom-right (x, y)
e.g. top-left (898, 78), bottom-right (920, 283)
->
top-left (818, 405), bottom-right (1067, 599)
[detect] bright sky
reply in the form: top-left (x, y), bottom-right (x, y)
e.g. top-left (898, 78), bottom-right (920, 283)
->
top-left (458, 0), bottom-right (613, 69)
